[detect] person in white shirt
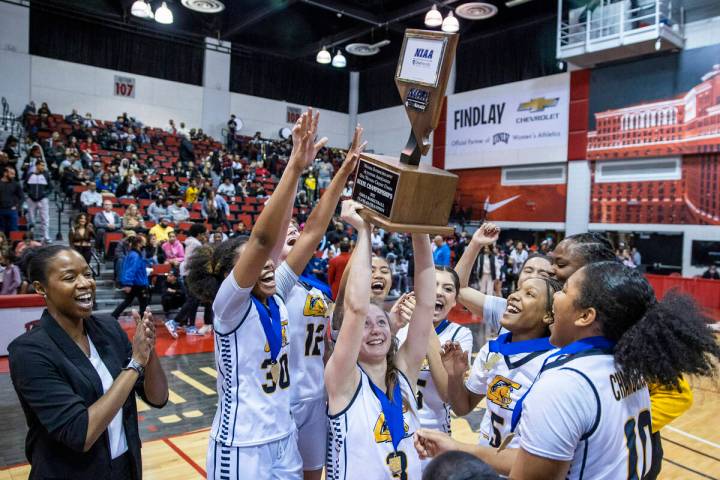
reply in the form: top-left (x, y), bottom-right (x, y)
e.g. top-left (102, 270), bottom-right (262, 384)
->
top-left (186, 108), bottom-right (328, 479)
top-left (217, 177), bottom-right (236, 197)
top-left (167, 198), bottom-right (190, 223)
top-left (509, 242), bottom-right (529, 289)
top-left (80, 183), bottom-right (103, 209)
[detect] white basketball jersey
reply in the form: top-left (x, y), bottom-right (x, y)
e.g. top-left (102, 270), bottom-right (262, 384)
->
top-left (286, 281), bottom-right (331, 404)
top-left (519, 351), bottom-right (652, 480)
top-left (326, 369), bottom-right (422, 480)
top-left (210, 263), bottom-right (297, 447)
top-left (396, 322), bottom-right (473, 432)
top-left (465, 340), bottom-right (556, 449)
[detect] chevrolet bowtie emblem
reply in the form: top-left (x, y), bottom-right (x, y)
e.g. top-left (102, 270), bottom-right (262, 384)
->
top-left (518, 97), bottom-right (559, 113)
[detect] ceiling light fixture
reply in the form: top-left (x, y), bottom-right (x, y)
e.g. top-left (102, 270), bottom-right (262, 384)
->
top-left (316, 47), bottom-right (331, 64)
top-left (331, 50), bottom-right (347, 68)
top-left (441, 11), bottom-right (459, 33)
top-left (155, 2), bottom-right (174, 24)
top-left (424, 5), bottom-right (443, 28)
top-left (131, 0), bottom-right (150, 18)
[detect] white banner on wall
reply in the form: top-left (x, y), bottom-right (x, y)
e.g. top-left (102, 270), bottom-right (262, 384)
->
top-left (445, 73), bottom-right (570, 169)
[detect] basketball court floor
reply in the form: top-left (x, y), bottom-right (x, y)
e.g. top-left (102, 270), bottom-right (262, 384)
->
top-left (1, 319), bottom-right (718, 479)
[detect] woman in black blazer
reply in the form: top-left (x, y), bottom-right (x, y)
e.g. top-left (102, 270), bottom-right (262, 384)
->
top-left (9, 245), bottom-right (168, 480)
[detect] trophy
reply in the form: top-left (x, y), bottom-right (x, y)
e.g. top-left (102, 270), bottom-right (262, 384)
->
top-left (352, 29), bottom-right (459, 235)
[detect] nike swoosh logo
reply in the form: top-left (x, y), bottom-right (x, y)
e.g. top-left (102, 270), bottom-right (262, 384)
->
top-left (485, 195), bottom-right (521, 212)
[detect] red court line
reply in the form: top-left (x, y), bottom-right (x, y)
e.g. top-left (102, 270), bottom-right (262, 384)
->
top-left (163, 437), bottom-right (207, 478)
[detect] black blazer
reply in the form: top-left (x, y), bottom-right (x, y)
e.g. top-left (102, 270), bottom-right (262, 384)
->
top-left (8, 310), bottom-right (164, 480)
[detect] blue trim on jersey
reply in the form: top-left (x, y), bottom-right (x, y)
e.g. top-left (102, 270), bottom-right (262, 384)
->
top-left (343, 415), bottom-right (348, 480)
top-left (449, 324), bottom-right (462, 341)
top-left (540, 348), bottom-right (613, 373)
top-left (328, 375), bottom-right (363, 419)
top-left (214, 300), bottom-right (253, 336)
top-left (231, 333), bottom-right (240, 442)
top-left (561, 367), bottom-right (602, 441)
top-left (435, 319), bottom-right (450, 335)
top-left (503, 349), bottom-right (550, 370)
top-left (579, 438), bottom-right (589, 480)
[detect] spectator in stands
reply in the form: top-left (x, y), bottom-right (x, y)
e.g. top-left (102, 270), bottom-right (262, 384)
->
top-left (474, 245), bottom-right (497, 295)
top-left (201, 190), bottom-right (231, 230)
top-left (166, 180), bottom-right (182, 199)
top-left (317, 157), bottom-right (333, 192)
top-left (148, 217), bottom-right (174, 243)
top-left (184, 178), bottom-right (200, 204)
top-left (230, 221), bottom-right (248, 239)
top-left (20, 145), bottom-right (45, 179)
top-left (122, 204), bottom-right (147, 234)
top-left (2, 136), bottom-right (20, 163)
top-left (115, 171), bottom-right (137, 198)
top-left (217, 177), bottom-right (236, 196)
top-left (95, 172), bottom-right (116, 194)
top-left (432, 235), bottom-right (451, 266)
top-left (23, 160), bottom-right (51, 243)
top-left (15, 232), bottom-right (42, 257)
top-left (0, 249), bottom-right (21, 295)
top-left (328, 239), bottom-right (351, 299)
top-left (93, 200), bottom-right (122, 254)
top-left (65, 108), bottom-right (82, 123)
top-left (0, 166), bottom-right (24, 236)
top-left (37, 102), bottom-right (51, 119)
top-left (168, 198), bottom-right (190, 223)
top-left (162, 231), bottom-right (184, 268)
top-left (702, 265), bottom-right (719, 280)
top-left (161, 269), bottom-right (185, 315)
top-left (80, 182), bottom-right (103, 210)
top-left (80, 136), bottom-right (98, 157)
top-left (508, 241), bottom-right (528, 289)
top-left (227, 114), bottom-right (237, 150)
top-left (21, 101), bottom-right (35, 125)
top-left (82, 112), bottom-right (98, 129)
top-left (142, 233), bottom-right (164, 265)
top-left (209, 229), bottom-right (228, 244)
top-left (147, 197), bottom-right (169, 222)
top-left (0, 232), bottom-right (8, 252)
top-left (631, 247), bottom-right (642, 267)
top-left (166, 119), bottom-right (176, 134)
top-left (112, 235), bottom-right (150, 319)
top-left (69, 213), bottom-right (94, 263)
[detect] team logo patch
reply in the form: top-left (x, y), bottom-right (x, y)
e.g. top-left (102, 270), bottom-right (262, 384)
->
top-left (264, 319), bottom-right (289, 352)
top-left (303, 294), bottom-right (328, 317)
top-left (374, 402), bottom-right (411, 444)
top-left (487, 375), bottom-right (521, 410)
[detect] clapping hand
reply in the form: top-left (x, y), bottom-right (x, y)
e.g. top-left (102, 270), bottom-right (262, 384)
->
top-left (131, 308), bottom-right (155, 367)
top-left (440, 341), bottom-right (469, 378)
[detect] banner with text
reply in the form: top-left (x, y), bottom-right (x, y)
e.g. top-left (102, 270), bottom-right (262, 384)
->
top-left (445, 73), bottom-right (569, 169)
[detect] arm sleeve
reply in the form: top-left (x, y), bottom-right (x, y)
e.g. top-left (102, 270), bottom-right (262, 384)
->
top-left (9, 342), bottom-right (89, 452)
top-left (465, 343), bottom-right (490, 395)
top-left (518, 369), bottom-right (597, 461)
top-left (212, 273), bottom-right (253, 334)
top-left (275, 261), bottom-right (299, 301)
top-left (483, 296), bottom-right (507, 335)
top-left (648, 377), bottom-right (693, 432)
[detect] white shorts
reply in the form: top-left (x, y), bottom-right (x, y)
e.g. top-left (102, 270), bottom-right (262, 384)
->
top-left (207, 431), bottom-right (302, 480)
top-left (292, 397), bottom-right (327, 471)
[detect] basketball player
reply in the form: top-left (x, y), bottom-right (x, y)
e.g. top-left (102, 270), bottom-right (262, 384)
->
top-left (455, 224), bottom-right (555, 334)
top-left (325, 200), bottom-right (435, 480)
top-left (186, 109), bottom-right (327, 479)
top-left (281, 126), bottom-right (366, 480)
top-left (413, 276), bottom-right (562, 475)
top-left (393, 268), bottom-right (473, 461)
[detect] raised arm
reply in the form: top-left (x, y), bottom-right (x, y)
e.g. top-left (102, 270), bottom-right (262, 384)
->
top-left (455, 224), bottom-right (500, 316)
top-left (325, 200), bottom-right (370, 413)
top-left (286, 126), bottom-right (366, 275)
top-left (396, 234), bottom-right (434, 385)
top-left (232, 110), bottom-right (324, 288)
top-left (269, 110), bottom-right (329, 265)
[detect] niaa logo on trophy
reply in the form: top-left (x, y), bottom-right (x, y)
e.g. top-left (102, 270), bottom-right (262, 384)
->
top-left (412, 48), bottom-right (434, 66)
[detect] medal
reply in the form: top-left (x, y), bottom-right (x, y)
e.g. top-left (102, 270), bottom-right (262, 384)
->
top-left (270, 361), bottom-right (281, 384)
top-left (386, 452), bottom-right (402, 476)
top-left (485, 353), bottom-right (501, 371)
top-left (497, 432), bottom-right (515, 452)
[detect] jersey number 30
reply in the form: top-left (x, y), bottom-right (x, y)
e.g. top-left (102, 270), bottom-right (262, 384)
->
top-left (260, 353), bottom-right (290, 393)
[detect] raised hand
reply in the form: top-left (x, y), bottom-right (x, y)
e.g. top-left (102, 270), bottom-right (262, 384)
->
top-left (290, 108), bottom-right (329, 171)
top-left (390, 292), bottom-right (416, 331)
top-left (440, 341), bottom-right (469, 378)
top-left (131, 308), bottom-right (155, 366)
top-left (337, 125), bottom-right (367, 176)
top-left (414, 428), bottom-right (460, 460)
top-left (340, 199), bottom-right (367, 231)
top-left (471, 222), bottom-right (500, 246)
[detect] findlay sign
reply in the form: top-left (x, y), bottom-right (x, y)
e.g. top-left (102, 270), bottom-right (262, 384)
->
top-left (445, 73), bottom-right (569, 169)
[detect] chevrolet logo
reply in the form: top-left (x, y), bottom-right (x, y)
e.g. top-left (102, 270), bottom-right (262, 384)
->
top-left (518, 97), bottom-right (559, 113)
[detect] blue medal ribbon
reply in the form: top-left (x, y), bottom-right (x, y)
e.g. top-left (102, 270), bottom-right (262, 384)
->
top-left (510, 336), bottom-right (616, 432)
top-left (488, 332), bottom-right (554, 356)
top-left (252, 295), bottom-right (282, 363)
top-left (434, 319), bottom-right (450, 335)
top-left (366, 373), bottom-right (405, 452)
top-left (299, 273), bottom-right (333, 300)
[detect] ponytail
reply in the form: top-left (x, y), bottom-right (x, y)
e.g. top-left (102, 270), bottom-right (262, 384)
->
top-left (614, 292), bottom-right (720, 388)
top-left (186, 237), bottom-right (245, 303)
top-left (577, 262), bottom-right (720, 388)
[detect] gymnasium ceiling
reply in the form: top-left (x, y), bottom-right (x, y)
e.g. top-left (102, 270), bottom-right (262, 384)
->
top-left (30, 0), bottom-right (558, 70)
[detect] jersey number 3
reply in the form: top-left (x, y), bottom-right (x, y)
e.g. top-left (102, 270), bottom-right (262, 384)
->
top-left (261, 353), bottom-right (290, 393)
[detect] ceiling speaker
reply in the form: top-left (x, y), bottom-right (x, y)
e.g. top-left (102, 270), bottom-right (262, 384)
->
top-left (181, 0), bottom-right (225, 13)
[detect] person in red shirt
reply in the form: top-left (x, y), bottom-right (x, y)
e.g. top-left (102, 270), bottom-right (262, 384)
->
top-left (328, 240), bottom-right (351, 299)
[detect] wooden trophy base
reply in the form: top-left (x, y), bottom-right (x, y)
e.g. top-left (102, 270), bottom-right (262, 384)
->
top-left (352, 153), bottom-right (458, 236)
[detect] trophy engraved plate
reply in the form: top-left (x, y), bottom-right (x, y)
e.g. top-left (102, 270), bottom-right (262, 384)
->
top-left (352, 29), bottom-right (459, 236)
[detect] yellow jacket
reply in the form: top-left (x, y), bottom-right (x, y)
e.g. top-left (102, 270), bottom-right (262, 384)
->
top-left (649, 376), bottom-right (693, 433)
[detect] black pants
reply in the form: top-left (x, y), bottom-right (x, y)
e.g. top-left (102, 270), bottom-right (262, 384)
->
top-left (112, 286), bottom-right (149, 319)
top-left (174, 290), bottom-right (213, 327)
top-left (74, 245), bottom-right (92, 264)
top-left (110, 452), bottom-right (132, 480)
top-left (162, 292), bottom-right (186, 313)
